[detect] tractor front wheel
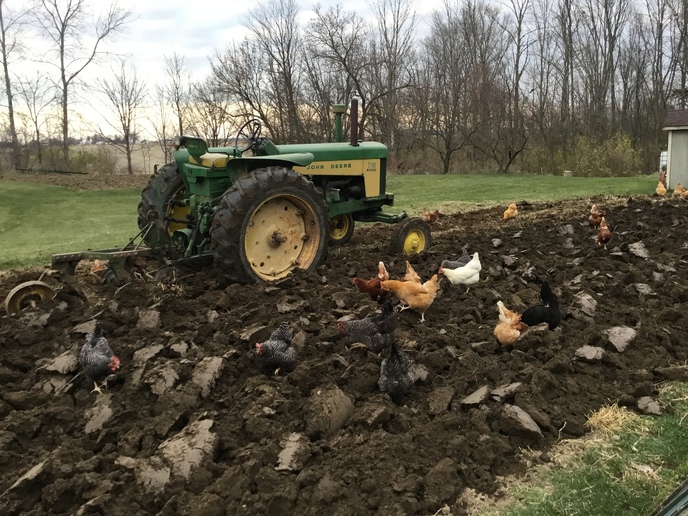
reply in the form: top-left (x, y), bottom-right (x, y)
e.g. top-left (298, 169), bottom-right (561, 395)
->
top-left (211, 167), bottom-right (329, 283)
top-left (329, 213), bottom-right (355, 245)
top-left (389, 217), bottom-right (431, 255)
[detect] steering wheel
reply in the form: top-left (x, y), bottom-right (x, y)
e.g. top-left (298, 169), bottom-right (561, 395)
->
top-left (234, 119), bottom-right (262, 154)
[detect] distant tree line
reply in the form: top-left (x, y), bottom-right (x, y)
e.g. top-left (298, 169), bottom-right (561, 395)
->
top-left (0, 0), bottom-right (683, 175)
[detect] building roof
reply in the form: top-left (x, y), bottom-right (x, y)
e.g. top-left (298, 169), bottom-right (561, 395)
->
top-left (663, 109), bottom-right (688, 129)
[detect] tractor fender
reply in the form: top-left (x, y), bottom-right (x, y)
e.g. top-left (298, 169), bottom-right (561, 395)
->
top-left (231, 152), bottom-right (314, 169)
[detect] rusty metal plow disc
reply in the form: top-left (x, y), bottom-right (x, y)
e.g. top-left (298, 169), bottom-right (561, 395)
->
top-left (4, 280), bottom-right (56, 315)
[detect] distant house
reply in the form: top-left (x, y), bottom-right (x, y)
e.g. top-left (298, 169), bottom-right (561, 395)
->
top-left (662, 110), bottom-right (688, 189)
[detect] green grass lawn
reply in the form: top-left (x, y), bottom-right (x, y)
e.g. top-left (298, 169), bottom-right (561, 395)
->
top-left (0, 173), bottom-right (658, 270)
top-left (0, 181), bottom-right (141, 269)
top-left (386, 173), bottom-right (657, 215)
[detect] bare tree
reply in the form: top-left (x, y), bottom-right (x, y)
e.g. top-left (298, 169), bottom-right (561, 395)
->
top-left (16, 72), bottom-right (53, 165)
top-left (32, 0), bottom-right (131, 163)
top-left (304, 5), bottom-right (371, 140)
top-left (212, 39), bottom-right (283, 140)
top-left (163, 52), bottom-right (189, 137)
top-left (188, 78), bottom-right (234, 147)
top-left (368, 0), bottom-right (418, 147)
top-left (150, 84), bottom-right (174, 164)
top-left (413, 0), bottom-right (476, 174)
top-left (0, 0), bottom-right (27, 169)
top-left (96, 59), bottom-right (146, 174)
top-left (245, 0), bottom-right (306, 142)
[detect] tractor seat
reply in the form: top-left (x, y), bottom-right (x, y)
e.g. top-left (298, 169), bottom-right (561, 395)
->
top-left (189, 152), bottom-right (230, 168)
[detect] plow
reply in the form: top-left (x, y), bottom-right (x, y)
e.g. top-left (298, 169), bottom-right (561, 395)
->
top-left (5, 99), bottom-right (431, 314)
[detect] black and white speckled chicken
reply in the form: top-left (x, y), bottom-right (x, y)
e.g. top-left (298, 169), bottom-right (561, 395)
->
top-left (79, 321), bottom-right (120, 394)
top-left (521, 281), bottom-right (561, 330)
top-left (441, 247), bottom-right (471, 270)
top-left (337, 300), bottom-right (397, 353)
top-left (378, 342), bottom-right (413, 401)
top-left (255, 322), bottom-right (296, 375)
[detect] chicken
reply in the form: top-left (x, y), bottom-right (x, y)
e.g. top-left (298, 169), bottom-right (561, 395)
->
top-left (588, 204), bottom-right (606, 228)
top-left (402, 260), bottom-right (422, 283)
top-left (378, 261), bottom-right (390, 281)
top-left (378, 342), bottom-right (413, 402)
top-left (352, 261), bottom-right (390, 303)
top-left (503, 202), bottom-right (518, 221)
top-left (596, 216), bottom-right (612, 248)
top-left (337, 300), bottom-right (397, 352)
top-left (521, 281), bottom-right (561, 330)
top-left (656, 181), bottom-right (667, 196)
top-left (79, 321), bottom-right (120, 394)
top-left (381, 274), bottom-right (440, 323)
top-left (255, 322), bottom-right (296, 375)
top-left (673, 183), bottom-right (686, 197)
top-left (438, 252), bottom-right (481, 292)
top-left (493, 301), bottom-right (528, 346)
top-left (441, 247), bottom-right (471, 270)
top-left (422, 207), bottom-right (442, 224)
top-left (683, 189), bottom-right (688, 201)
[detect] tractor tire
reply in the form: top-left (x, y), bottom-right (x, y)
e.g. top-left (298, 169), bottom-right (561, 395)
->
top-left (137, 163), bottom-right (190, 247)
top-left (211, 166), bottom-right (329, 283)
top-left (389, 217), bottom-right (431, 255)
top-left (329, 213), bottom-right (355, 245)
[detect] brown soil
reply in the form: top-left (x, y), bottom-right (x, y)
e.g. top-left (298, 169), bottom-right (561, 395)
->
top-left (0, 171), bottom-right (150, 190)
top-left (1, 195), bottom-right (686, 515)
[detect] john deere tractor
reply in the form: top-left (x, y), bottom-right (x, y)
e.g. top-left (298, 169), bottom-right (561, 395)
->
top-left (49, 101), bottom-right (431, 286)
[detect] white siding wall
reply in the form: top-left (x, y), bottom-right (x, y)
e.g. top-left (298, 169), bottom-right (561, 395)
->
top-left (667, 130), bottom-right (688, 189)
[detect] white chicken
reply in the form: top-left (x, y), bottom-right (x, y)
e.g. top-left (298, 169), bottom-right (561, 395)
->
top-left (438, 252), bottom-right (481, 292)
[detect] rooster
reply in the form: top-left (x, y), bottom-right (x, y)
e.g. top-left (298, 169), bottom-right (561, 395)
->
top-left (352, 261), bottom-right (390, 303)
top-left (422, 207), bottom-right (442, 225)
top-left (255, 322), bottom-right (296, 375)
top-left (493, 301), bottom-right (528, 346)
top-left (503, 203), bottom-right (518, 221)
top-left (439, 252), bottom-right (481, 292)
top-left (378, 342), bottom-right (413, 402)
top-left (656, 181), bottom-right (667, 196)
top-left (79, 321), bottom-right (120, 394)
top-left (337, 300), bottom-right (397, 353)
top-left (402, 260), bottom-right (422, 283)
top-left (596, 217), bottom-right (612, 248)
top-left (588, 204), bottom-right (606, 228)
top-left (381, 274), bottom-right (439, 323)
top-left (521, 281), bottom-right (561, 330)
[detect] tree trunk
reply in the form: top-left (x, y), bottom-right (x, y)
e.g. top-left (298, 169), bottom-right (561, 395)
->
top-left (0, 6), bottom-right (19, 169)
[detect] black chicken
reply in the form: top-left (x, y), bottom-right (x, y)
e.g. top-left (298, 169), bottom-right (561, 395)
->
top-left (441, 247), bottom-right (471, 270)
top-left (79, 321), bottom-right (120, 394)
top-left (521, 281), bottom-right (561, 330)
top-left (337, 300), bottom-right (397, 353)
top-left (255, 322), bottom-right (296, 375)
top-left (378, 342), bottom-right (413, 402)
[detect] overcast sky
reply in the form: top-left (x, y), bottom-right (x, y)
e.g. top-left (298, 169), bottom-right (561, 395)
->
top-left (112, 0), bottom-right (443, 80)
top-left (12, 0), bottom-right (444, 137)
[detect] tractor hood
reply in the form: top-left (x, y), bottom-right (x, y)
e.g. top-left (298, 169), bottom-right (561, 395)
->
top-left (273, 141), bottom-right (388, 161)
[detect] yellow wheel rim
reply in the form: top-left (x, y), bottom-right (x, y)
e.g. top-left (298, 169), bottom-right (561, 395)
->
top-left (330, 214), bottom-right (350, 241)
top-left (403, 229), bottom-right (426, 255)
top-left (244, 194), bottom-right (321, 281)
top-left (166, 186), bottom-right (191, 235)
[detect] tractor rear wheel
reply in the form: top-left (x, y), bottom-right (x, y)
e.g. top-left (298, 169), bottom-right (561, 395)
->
top-left (137, 163), bottom-right (190, 248)
top-left (211, 166), bottom-right (329, 283)
top-left (389, 217), bottom-right (431, 255)
top-left (329, 213), bottom-right (355, 245)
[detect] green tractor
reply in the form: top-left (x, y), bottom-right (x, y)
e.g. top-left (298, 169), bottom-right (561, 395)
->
top-left (50, 101), bottom-right (431, 286)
